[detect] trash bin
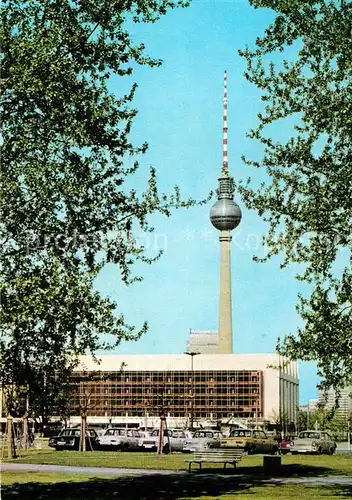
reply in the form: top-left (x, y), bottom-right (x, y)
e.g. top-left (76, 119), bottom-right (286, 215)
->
top-left (263, 455), bottom-right (281, 476)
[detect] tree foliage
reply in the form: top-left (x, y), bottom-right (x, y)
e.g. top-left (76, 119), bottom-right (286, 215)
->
top-left (298, 405), bottom-right (352, 435)
top-left (0, 0), bottom-right (197, 424)
top-left (239, 0), bottom-right (352, 392)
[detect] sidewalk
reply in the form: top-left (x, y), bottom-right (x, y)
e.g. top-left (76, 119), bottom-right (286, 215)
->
top-left (1, 462), bottom-right (183, 476)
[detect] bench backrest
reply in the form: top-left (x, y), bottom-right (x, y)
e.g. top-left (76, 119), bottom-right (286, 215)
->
top-left (193, 449), bottom-right (243, 461)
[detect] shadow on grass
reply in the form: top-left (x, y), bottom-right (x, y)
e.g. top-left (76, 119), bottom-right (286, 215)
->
top-left (3, 472), bottom-right (352, 500)
top-left (3, 474), bottom-right (252, 500)
top-left (237, 463), bottom-right (340, 478)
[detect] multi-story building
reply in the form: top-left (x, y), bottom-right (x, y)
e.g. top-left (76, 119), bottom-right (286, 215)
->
top-left (318, 387), bottom-right (352, 417)
top-left (69, 353), bottom-right (299, 427)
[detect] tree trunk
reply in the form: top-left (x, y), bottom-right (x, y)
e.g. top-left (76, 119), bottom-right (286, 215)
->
top-left (157, 413), bottom-right (165, 454)
top-left (80, 414), bottom-right (87, 452)
top-left (7, 415), bottom-right (16, 459)
top-left (22, 412), bottom-right (29, 449)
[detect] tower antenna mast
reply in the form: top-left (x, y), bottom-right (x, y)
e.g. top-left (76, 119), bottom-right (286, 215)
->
top-left (222, 70), bottom-right (229, 176)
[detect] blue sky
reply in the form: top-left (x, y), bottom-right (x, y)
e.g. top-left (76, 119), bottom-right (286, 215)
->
top-left (95, 0), bottom-right (320, 404)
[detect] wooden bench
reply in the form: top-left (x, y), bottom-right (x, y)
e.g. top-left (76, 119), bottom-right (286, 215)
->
top-left (185, 448), bottom-right (244, 472)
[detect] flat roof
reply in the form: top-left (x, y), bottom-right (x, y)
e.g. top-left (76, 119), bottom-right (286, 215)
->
top-left (77, 353), bottom-right (298, 378)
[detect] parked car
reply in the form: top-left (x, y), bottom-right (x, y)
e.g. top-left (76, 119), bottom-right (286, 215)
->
top-left (221, 428), bottom-right (279, 455)
top-left (279, 435), bottom-right (297, 455)
top-left (290, 430), bottom-right (336, 455)
top-left (183, 429), bottom-right (223, 453)
top-left (42, 422), bottom-right (64, 438)
top-left (139, 428), bottom-right (189, 453)
top-left (97, 428), bottom-right (141, 451)
top-left (49, 428), bottom-right (98, 451)
top-left (137, 428), bottom-right (152, 439)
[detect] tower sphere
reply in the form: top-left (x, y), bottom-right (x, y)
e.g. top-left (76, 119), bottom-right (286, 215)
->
top-left (210, 198), bottom-right (242, 231)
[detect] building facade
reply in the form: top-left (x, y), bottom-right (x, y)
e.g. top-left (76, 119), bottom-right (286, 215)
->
top-left (318, 387), bottom-right (352, 417)
top-left (70, 354), bottom-right (299, 427)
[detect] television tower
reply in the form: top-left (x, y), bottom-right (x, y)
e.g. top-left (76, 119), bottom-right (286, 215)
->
top-left (210, 71), bottom-right (242, 354)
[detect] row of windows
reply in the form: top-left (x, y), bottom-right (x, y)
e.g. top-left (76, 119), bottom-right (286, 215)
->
top-left (77, 384), bottom-right (260, 394)
top-left (74, 371), bottom-right (261, 383)
top-left (73, 394), bottom-right (261, 402)
top-left (77, 378), bottom-right (261, 382)
top-left (99, 378), bottom-right (261, 383)
top-left (73, 410), bottom-right (262, 418)
top-left (72, 400), bottom-right (261, 408)
top-left (76, 385), bottom-right (259, 396)
top-left (74, 402), bottom-right (260, 408)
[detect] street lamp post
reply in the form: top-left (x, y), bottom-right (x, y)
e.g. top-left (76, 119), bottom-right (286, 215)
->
top-left (184, 351), bottom-right (200, 431)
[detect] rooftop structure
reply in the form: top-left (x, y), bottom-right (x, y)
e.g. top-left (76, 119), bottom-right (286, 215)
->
top-left (186, 329), bottom-right (219, 354)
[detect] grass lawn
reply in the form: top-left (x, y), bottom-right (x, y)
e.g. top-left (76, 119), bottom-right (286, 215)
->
top-left (2, 471), bottom-right (352, 499)
top-left (3, 447), bottom-right (352, 476)
top-left (2, 446), bottom-right (352, 498)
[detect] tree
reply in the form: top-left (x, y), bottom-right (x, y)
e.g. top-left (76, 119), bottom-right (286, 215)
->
top-left (70, 363), bottom-right (128, 452)
top-left (72, 371), bottom-right (102, 452)
top-left (238, 0), bottom-right (352, 394)
top-left (297, 408), bottom-right (308, 433)
top-left (0, 0), bottom-right (201, 446)
top-left (303, 406), bottom-right (352, 436)
top-left (24, 358), bottom-right (76, 434)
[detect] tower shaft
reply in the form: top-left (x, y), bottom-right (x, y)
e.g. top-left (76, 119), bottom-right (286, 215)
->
top-left (210, 71), bottom-right (242, 355)
top-left (218, 230), bottom-right (233, 354)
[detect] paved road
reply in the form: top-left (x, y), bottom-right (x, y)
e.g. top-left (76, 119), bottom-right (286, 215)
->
top-left (336, 442), bottom-right (352, 454)
top-left (267, 476), bottom-right (352, 486)
top-left (2, 463), bottom-right (352, 485)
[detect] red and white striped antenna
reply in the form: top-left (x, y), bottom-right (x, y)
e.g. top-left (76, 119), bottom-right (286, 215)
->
top-left (222, 70), bottom-right (228, 176)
